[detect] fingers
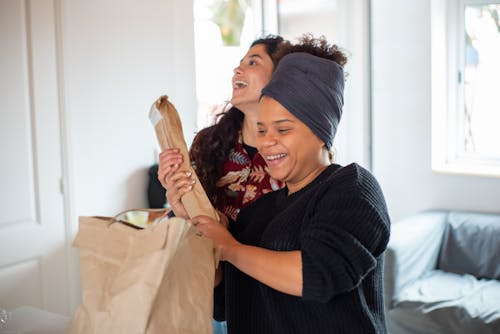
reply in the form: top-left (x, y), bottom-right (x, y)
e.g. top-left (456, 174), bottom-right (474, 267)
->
top-left (157, 148), bottom-right (194, 186)
top-left (190, 215), bottom-right (215, 226)
top-left (216, 210), bottom-right (230, 228)
top-left (157, 149), bottom-right (184, 188)
top-left (169, 170), bottom-right (194, 186)
top-left (166, 171), bottom-right (196, 204)
top-left (190, 215), bottom-right (227, 240)
top-left (191, 218), bottom-right (206, 237)
top-left (191, 216), bottom-right (214, 236)
top-left (158, 149), bottom-right (183, 170)
top-left (190, 215), bottom-right (239, 262)
top-left (157, 149), bottom-right (194, 220)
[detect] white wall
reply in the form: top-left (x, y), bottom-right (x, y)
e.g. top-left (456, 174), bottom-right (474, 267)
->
top-left (371, 0), bottom-right (500, 221)
top-left (58, 0), bottom-right (197, 310)
top-left (61, 0), bottom-right (196, 217)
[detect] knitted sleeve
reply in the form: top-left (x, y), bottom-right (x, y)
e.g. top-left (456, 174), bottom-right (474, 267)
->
top-left (300, 164), bottom-right (390, 303)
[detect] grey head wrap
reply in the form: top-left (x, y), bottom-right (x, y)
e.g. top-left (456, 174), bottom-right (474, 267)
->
top-left (261, 52), bottom-right (344, 149)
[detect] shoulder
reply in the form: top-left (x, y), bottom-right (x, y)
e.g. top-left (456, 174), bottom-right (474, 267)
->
top-left (317, 163), bottom-right (389, 220)
top-left (313, 164), bottom-right (391, 252)
top-left (323, 163), bottom-right (381, 193)
top-left (325, 162), bottom-right (369, 179)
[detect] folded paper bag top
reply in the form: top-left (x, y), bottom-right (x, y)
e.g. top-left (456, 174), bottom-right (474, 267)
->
top-left (69, 215), bottom-right (214, 334)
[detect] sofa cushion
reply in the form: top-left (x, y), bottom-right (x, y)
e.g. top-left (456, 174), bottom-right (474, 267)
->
top-left (439, 211), bottom-right (500, 280)
top-left (384, 211), bottom-right (447, 310)
top-left (391, 270), bottom-right (500, 334)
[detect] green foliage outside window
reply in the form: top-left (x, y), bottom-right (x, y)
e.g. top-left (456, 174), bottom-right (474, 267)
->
top-left (211, 0), bottom-right (250, 46)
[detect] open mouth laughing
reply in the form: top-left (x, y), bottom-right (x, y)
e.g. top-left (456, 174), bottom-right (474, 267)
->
top-left (233, 80), bottom-right (248, 90)
top-left (265, 153), bottom-right (288, 164)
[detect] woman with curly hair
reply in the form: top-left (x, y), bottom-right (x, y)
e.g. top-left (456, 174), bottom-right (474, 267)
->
top-left (158, 35), bottom-right (286, 221)
top-left (191, 37), bottom-right (390, 334)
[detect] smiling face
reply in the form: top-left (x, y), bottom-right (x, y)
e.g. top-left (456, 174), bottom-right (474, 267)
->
top-left (256, 96), bottom-right (330, 194)
top-left (230, 44), bottom-right (275, 113)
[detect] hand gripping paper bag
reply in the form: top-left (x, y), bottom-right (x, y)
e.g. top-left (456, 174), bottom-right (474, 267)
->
top-left (69, 96), bottom-right (220, 333)
top-left (68, 212), bottom-right (215, 334)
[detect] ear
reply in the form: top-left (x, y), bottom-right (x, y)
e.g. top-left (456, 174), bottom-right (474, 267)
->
top-left (319, 142), bottom-right (333, 163)
top-left (317, 136), bottom-right (326, 149)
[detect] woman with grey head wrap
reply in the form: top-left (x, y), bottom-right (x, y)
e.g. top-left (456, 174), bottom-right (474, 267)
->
top-left (261, 52), bottom-right (344, 150)
top-left (191, 36), bottom-right (391, 334)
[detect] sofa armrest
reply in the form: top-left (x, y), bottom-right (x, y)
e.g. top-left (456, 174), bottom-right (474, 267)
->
top-left (384, 210), bottom-right (448, 310)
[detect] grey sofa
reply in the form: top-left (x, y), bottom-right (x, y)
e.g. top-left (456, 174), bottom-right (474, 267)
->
top-left (384, 210), bottom-right (500, 334)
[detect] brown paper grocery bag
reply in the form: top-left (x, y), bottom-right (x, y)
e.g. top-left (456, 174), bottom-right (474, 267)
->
top-left (67, 214), bottom-right (215, 334)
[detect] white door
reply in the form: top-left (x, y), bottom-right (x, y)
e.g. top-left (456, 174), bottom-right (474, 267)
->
top-left (0, 0), bottom-right (70, 315)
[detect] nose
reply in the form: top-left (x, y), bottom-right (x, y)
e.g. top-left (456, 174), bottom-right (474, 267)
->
top-left (233, 64), bottom-right (242, 75)
top-left (256, 132), bottom-right (277, 151)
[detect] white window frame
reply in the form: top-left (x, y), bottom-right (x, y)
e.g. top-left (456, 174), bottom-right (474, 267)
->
top-left (431, 0), bottom-right (500, 177)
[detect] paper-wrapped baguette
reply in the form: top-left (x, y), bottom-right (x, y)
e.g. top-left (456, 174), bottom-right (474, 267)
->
top-left (149, 95), bottom-right (219, 222)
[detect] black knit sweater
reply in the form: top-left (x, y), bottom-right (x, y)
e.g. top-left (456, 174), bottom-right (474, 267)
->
top-left (214, 163), bottom-right (391, 334)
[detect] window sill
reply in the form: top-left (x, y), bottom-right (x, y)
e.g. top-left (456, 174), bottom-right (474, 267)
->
top-left (432, 160), bottom-right (500, 178)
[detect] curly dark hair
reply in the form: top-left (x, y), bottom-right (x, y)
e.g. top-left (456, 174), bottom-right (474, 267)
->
top-left (275, 34), bottom-right (348, 69)
top-left (189, 35), bottom-right (284, 209)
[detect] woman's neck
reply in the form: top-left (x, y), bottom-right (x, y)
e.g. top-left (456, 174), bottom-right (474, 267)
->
top-left (241, 111), bottom-right (259, 147)
top-left (287, 152), bottom-right (331, 195)
top-left (287, 165), bottom-right (329, 195)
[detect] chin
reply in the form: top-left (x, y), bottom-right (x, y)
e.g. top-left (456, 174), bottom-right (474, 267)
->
top-left (268, 169), bottom-right (287, 183)
top-left (230, 100), bottom-right (244, 110)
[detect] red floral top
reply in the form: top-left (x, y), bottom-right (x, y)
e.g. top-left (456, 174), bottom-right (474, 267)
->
top-left (191, 132), bottom-right (284, 221)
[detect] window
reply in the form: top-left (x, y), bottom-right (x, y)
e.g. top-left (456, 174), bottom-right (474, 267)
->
top-left (277, 0), bottom-right (339, 40)
top-left (432, 0), bottom-right (500, 176)
top-left (193, 0), bottom-right (277, 130)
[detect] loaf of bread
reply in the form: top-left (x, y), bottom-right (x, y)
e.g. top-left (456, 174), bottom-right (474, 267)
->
top-left (149, 95), bottom-right (219, 222)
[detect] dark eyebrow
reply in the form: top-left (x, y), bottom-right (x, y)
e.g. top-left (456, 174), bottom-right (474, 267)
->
top-left (240, 54), bottom-right (263, 63)
top-left (273, 119), bottom-right (294, 124)
top-left (256, 119), bottom-right (295, 126)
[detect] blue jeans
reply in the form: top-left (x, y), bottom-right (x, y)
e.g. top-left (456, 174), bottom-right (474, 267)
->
top-left (213, 319), bottom-right (227, 334)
